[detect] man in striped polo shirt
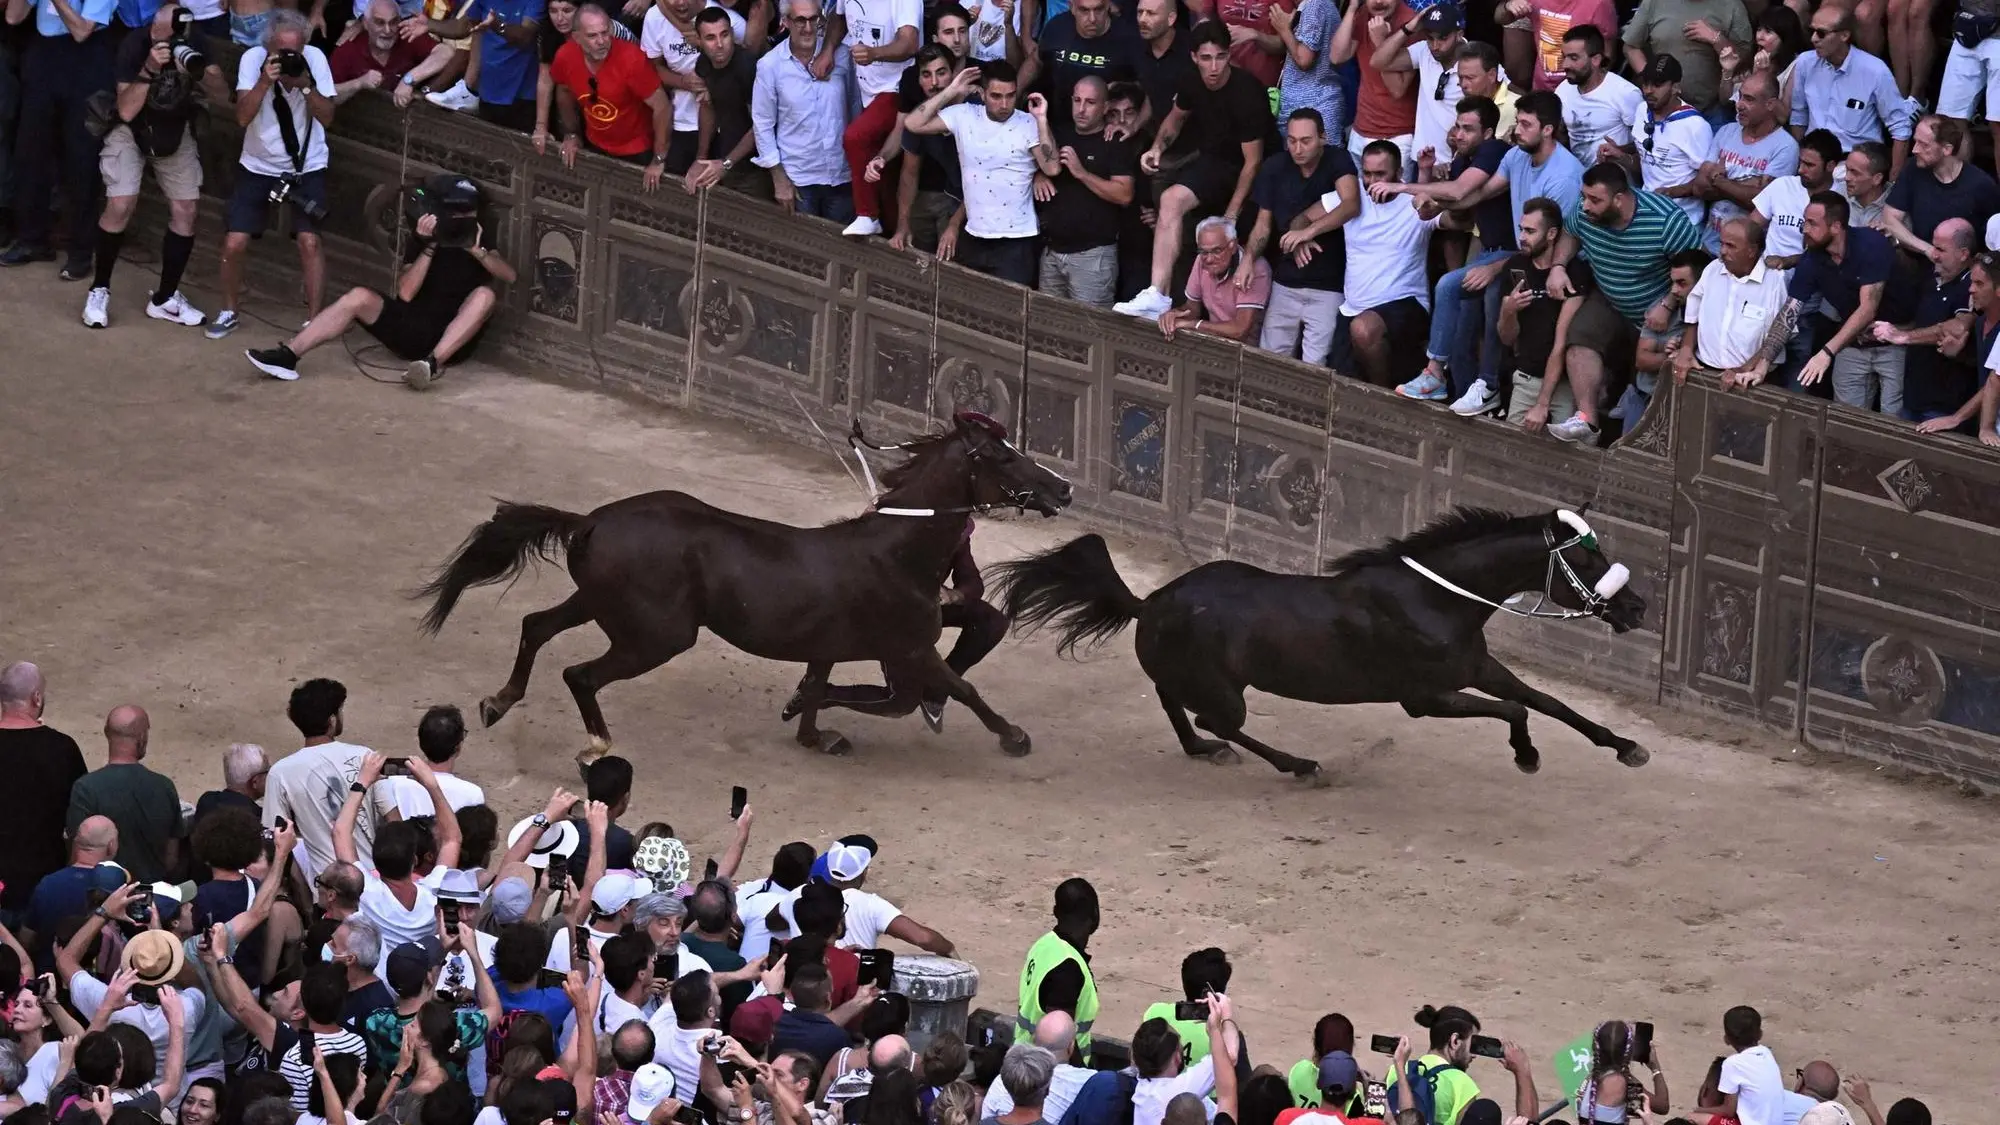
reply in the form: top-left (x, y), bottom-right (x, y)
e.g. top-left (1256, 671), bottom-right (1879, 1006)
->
top-left (1548, 161), bottom-right (1702, 443)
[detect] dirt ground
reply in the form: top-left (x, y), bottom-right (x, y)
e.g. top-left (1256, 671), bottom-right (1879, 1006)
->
top-left (3, 266), bottom-right (1994, 1122)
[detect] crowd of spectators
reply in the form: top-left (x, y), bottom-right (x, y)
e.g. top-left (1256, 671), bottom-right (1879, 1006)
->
top-left (7, 0), bottom-right (2000, 437)
top-left (0, 656), bottom-right (1950, 1125)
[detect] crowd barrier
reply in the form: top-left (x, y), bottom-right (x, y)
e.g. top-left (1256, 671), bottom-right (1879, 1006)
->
top-left (141, 94), bottom-right (2000, 789)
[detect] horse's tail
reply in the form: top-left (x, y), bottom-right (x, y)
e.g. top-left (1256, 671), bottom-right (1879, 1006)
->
top-left (990, 534), bottom-right (1146, 657)
top-left (416, 502), bottom-right (592, 635)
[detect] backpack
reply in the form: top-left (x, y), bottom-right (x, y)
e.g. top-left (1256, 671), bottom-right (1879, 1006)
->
top-left (1058, 1069), bottom-right (1139, 1125)
top-left (1385, 1059), bottom-right (1452, 1125)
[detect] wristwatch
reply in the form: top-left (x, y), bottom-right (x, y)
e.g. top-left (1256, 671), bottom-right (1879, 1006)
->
top-left (401, 73), bottom-right (418, 86)
top-left (651, 153), bottom-right (668, 166)
top-left (349, 781), bottom-right (367, 794)
top-left (721, 158), bottom-right (734, 169)
top-left (531, 813), bottom-right (550, 828)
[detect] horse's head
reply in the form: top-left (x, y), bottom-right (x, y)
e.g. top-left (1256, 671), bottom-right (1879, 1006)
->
top-left (895, 411), bottom-right (1071, 517)
top-left (1545, 507), bottom-right (1647, 633)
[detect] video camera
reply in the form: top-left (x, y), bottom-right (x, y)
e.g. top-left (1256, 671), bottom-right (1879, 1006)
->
top-left (167, 6), bottom-right (206, 72)
top-left (405, 173), bottom-right (483, 249)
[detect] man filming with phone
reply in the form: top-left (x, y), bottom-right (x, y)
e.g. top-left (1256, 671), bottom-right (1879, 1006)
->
top-left (245, 175), bottom-right (514, 386)
top-left (81, 2), bottom-right (229, 331)
top-left (211, 9), bottom-right (336, 341)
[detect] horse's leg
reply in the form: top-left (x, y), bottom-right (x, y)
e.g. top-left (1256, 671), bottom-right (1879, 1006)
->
top-left (1179, 682), bottom-right (1323, 781)
top-left (789, 662), bottom-right (855, 757)
top-left (1471, 656), bottom-right (1648, 767)
top-left (1401, 690), bottom-right (1539, 774)
top-left (562, 628), bottom-right (690, 772)
top-left (1157, 692), bottom-right (1231, 760)
top-left (482, 593), bottom-right (593, 728)
top-left (918, 653), bottom-right (1032, 757)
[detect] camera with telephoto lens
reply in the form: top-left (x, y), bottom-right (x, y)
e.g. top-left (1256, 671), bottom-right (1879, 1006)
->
top-left (274, 47), bottom-right (308, 78)
top-left (269, 173), bottom-right (330, 222)
top-left (404, 173), bottom-right (482, 249)
top-left (167, 6), bottom-right (205, 71)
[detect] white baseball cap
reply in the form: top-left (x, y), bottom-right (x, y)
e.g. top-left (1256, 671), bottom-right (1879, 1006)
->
top-left (627, 1064), bottom-right (677, 1121)
top-left (591, 871), bottom-right (655, 915)
top-left (825, 841), bottom-right (873, 882)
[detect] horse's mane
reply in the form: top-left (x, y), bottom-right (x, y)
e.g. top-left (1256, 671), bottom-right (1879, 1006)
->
top-left (1324, 506), bottom-right (1542, 574)
top-left (827, 429), bottom-right (962, 526)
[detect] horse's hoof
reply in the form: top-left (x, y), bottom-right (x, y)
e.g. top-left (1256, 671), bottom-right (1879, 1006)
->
top-left (1184, 738), bottom-right (1233, 759)
top-left (575, 737), bottom-right (611, 776)
top-left (780, 690), bottom-right (806, 722)
top-left (478, 696), bottom-right (508, 728)
top-left (1514, 748), bottom-right (1542, 774)
top-left (1297, 763), bottom-right (1330, 788)
top-left (1000, 728), bottom-right (1032, 757)
top-left (1201, 744), bottom-right (1241, 765)
top-left (817, 731), bottom-right (853, 756)
top-left (1618, 743), bottom-right (1650, 767)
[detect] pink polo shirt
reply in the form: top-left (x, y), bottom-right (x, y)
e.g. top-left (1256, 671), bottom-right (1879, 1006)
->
top-left (1185, 252), bottom-right (1273, 324)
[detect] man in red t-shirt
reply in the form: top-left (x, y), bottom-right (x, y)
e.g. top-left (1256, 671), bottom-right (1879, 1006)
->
top-left (1330, 0), bottom-right (1416, 169)
top-left (1216, 0), bottom-right (1298, 87)
top-left (1497, 0), bottom-right (1616, 91)
top-left (551, 4), bottom-right (672, 190)
top-left (330, 0), bottom-right (455, 106)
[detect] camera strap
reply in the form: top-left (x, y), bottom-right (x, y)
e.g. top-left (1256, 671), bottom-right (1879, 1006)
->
top-left (271, 62), bottom-right (314, 174)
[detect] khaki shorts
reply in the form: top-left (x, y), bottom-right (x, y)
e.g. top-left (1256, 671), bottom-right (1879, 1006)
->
top-left (101, 124), bottom-right (203, 201)
top-left (1506, 369), bottom-right (1577, 426)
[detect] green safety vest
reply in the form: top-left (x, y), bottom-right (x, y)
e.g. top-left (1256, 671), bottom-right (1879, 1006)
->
top-left (1017, 931), bottom-right (1098, 1061)
top-left (1141, 1002), bottom-right (1213, 1069)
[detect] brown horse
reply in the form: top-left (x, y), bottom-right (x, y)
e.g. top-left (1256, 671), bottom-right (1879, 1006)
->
top-left (415, 412), bottom-right (1073, 764)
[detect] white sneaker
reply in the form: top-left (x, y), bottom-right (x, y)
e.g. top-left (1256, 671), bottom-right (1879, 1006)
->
top-left (425, 80), bottom-right (478, 112)
top-left (1449, 377), bottom-right (1498, 417)
top-left (841, 216), bottom-right (883, 237)
top-left (1112, 286), bottom-right (1173, 320)
top-left (1548, 414), bottom-right (1600, 444)
top-left (82, 286), bottom-right (110, 328)
top-left (146, 290), bottom-right (206, 326)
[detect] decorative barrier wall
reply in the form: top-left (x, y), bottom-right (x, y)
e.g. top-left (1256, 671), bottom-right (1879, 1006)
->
top-left (152, 95), bottom-right (2000, 788)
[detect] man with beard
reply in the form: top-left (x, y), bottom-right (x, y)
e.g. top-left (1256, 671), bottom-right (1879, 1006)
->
top-left (1370, 3), bottom-right (1465, 171)
top-left (1036, 75), bottom-right (1136, 306)
top-left (1610, 54), bottom-right (1712, 229)
top-left (1555, 25), bottom-right (1642, 166)
top-left (1878, 115), bottom-right (2000, 257)
top-left (330, 0), bottom-right (453, 101)
top-left (1870, 218), bottom-right (1982, 426)
top-left (689, 4), bottom-right (764, 196)
top-left (1691, 69), bottom-right (1797, 254)
top-left (1497, 198), bottom-right (1590, 430)
top-left (904, 60), bottom-right (1058, 285)
top-left (879, 44), bottom-right (964, 254)
top-left (1026, 0), bottom-right (1143, 133)
top-left (641, 0), bottom-right (746, 174)
top-left (1751, 126), bottom-right (1840, 268)
top-left (1126, 0), bottom-right (1191, 140)
top-left (1751, 191), bottom-right (1903, 409)
top-left (1321, 141), bottom-right (1440, 383)
top-left (552, 3), bottom-right (670, 185)
top-left (1114, 21), bottom-right (1270, 320)
top-left (751, 0), bottom-right (854, 219)
top-left (1240, 108), bottom-right (1357, 363)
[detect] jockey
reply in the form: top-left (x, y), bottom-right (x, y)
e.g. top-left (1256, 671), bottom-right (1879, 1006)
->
top-left (924, 512), bottom-right (1010, 730)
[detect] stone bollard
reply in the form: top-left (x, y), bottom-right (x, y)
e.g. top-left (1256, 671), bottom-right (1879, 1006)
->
top-left (890, 954), bottom-right (980, 1054)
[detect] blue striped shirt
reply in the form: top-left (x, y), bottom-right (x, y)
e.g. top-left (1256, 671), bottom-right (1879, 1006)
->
top-left (1566, 189), bottom-right (1703, 324)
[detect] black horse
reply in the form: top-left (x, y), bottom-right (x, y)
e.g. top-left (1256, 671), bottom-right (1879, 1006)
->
top-left (417, 412), bottom-right (1073, 765)
top-left (990, 506), bottom-right (1650, 783)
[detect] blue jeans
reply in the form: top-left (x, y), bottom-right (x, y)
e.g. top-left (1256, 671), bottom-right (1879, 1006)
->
top-left (795, 183), bottom-right (855, 223)
top-left (1426, 247), bottom-right (1513, 396)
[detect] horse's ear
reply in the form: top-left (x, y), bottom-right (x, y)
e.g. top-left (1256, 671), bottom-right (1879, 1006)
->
top-left (1577, 501), bottom-right (1592, 517)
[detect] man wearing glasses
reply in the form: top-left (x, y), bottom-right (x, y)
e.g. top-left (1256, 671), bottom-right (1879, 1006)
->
top-left (1369, 2), bottom-right (1465, 172)
top-left (551, 4), bottom-right (673, 188)
top-left (752, 0), bottom-right (856, 219)
top-left (1789, 4), bottom-right (1911, 178)
top-left (1158, 216), bottom-right (1269, 343)
top-left (1603, 53), bottom-right (1711, 229)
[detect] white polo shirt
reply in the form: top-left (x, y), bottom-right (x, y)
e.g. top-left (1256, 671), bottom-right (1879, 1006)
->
top-left (1685, 257), bottom-right (1791, 369)
top-left (1558, 71), bottom-right (1643, 165)
top-left (1632, 103), bottom-right (1713, 228)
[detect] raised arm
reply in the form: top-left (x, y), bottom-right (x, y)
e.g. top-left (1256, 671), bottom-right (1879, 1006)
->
top-left (200, 923), bottom-right (281, 1050)
top-left (408, 757), bottom-right (462, 869)
top-left (230, 821), bottom-right (298, 942)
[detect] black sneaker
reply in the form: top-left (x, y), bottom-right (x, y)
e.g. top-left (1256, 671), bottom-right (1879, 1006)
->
top-left (405, 355), bottom-right (440, 390)
top-left (0, 242), bottom-right (54, 267)
top-left (57, 255), bottom-right (91, 282)
top-left (246, 344), bottom-right (301, 382)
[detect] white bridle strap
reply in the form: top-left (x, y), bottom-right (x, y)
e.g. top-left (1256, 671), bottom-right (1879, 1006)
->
top-left (1400, 554), bottom-right (1599, 621)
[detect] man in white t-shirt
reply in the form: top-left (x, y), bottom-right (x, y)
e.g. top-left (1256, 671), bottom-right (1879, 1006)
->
top-left (1319, 140), bottom-right (1440, 384)
top-left (547, 871), bottom-right (653, 972)
top-left (905, 60), bottom-right (1056, 285)
top-left (385, 705), bottom-right (485, 819)
top-left (334, 754), bottom-right (461, 967)
top-left (778, 841), bottom-right (955, 954)
top-left (213, 9), bottom-right (336, 341)
top-left (836, 0), bottom-right (921, 236)
top-left (735, 842), bottom-right (814, 963)
top-left (264, 677), bottom-right (374, 879)
top-left (1704, 1005), bottom-right (1785, 1125)
top-left (1620, 53), bottom-right (1711, 228)
top-left (1752, 127), bottom-right (1840, 267)
top-left (596, 931), bottom-right (663, 1035)
top-left (1372, 4), bottom-right (1464, 167)
top-left (1555, 24), bottom-right (1642, 167)
top-left (640, 0), bottom-right (747, 173)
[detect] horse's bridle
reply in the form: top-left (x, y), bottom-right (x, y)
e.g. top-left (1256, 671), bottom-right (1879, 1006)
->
top-left (1401, 510), bottom-right (1632, 622)
top-left (850, 427), bottom-right (1049, 518)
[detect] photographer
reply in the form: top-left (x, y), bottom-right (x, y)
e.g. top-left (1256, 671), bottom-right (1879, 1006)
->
top-left (244, 174), bottom-right (513, 386)
top-left (209, 8), bottom-right (335, 342)
top-left (81, 2), bottom-right (228, 330)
